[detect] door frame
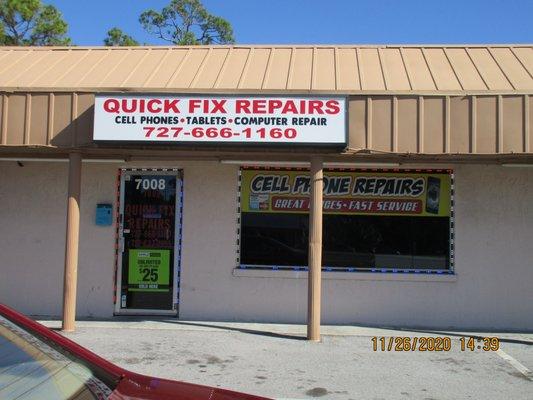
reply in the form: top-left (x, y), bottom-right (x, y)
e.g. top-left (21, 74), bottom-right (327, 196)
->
top-left (114, 168), bottom-right (183, 316)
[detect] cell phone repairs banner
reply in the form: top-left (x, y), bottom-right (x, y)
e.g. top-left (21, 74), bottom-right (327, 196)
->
top-left (241, 169), bottom-right (451, 217)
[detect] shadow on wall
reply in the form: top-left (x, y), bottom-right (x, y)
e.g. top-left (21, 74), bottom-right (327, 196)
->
top-left (49, 102), bottom-right (95, 148)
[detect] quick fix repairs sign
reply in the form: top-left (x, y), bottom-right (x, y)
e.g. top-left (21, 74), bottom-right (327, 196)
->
top-left (93, 95), bottom-right (346, 145)
top-left (241, 169), bottom-right (451, 217)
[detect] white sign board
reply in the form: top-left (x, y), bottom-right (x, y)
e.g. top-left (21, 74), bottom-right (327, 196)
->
top-left (93, 95), bottom-right (346, 145)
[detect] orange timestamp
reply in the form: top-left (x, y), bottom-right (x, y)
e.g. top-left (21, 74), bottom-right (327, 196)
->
top-left (371, 336), bottom-right (500, 352)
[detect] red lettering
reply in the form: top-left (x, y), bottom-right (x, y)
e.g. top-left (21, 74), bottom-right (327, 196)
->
top-left (122, 99), bottom-right (137, 113)
top-left (104, 97), bottom-right (341, 116)
top-left (308, 100), bottom-right (324, 114)
top-left (103, 99), bottom-right (119, 113)
top-left (253, 100), bottom-right (267, 114)
top-left (163, 99), bottom-right (180, 113)
top-left (268, 100), bottom-right (283, 113)
top-left (236, 100), bottom-right (251, 113)
top-left (189, 99), bottom-right (202, 113)
top-left (211, 99), bottom-right (227, 113)
top-left (325, 100), bottom-right (340, 114)
top-left (147, 99), bottom-right (162, 113)
top-left (281, 100), bottom-right (298, 114)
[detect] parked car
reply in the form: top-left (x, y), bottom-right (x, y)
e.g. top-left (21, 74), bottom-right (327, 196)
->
top-left (0, 303), bottom-right (269, 400)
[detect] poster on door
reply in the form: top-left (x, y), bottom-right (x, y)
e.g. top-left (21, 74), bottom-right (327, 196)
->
top-left (241, 169), bottom-right (451, 217)
top-left (128, 249), bottom-right (170, 292)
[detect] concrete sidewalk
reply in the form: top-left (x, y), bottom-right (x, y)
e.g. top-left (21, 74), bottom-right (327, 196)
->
top-left (39, 319), bottom-right (533, 400)
top-left (38, 318), bottom-right (533, 340)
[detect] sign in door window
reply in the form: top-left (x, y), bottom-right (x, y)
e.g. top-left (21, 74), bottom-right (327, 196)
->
top-left (120, 174), bottom-right (180, 311)
top-left (128, 249), bottom-right (170, 292)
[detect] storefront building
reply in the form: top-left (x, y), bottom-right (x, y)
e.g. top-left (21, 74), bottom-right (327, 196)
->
top-left (0, 45), bottom-right (532, 333)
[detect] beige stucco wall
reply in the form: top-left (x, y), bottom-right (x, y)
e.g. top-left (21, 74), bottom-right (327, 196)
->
top-left (0, 161), bottom-right (532, 330)
top-left (179, 163), bottom-right (533, 330)
top-left (0, 161), bottom-right (117, 317)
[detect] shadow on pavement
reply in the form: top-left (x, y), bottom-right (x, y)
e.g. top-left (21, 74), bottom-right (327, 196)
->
top-left (167, 321), bottom-right (308, 341)
top-left (400, 328), bottom-right (533, 346)
top-left (42, 315), bottom-right (533, 345)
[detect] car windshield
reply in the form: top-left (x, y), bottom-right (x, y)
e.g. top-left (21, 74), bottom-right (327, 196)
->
top-left (0, 315), bottom-right (113, 400)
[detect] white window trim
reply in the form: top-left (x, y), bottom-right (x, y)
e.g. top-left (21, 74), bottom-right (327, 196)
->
top-left (232, 268), bottom-right (457, 282)
top-left (236, 167), bottom-right (455, 276)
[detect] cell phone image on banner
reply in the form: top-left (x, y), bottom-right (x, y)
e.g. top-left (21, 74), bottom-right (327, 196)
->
top-left (249, 194), bottom-right (270, 210)
top-left (425, 177), bottom-right (441, 214)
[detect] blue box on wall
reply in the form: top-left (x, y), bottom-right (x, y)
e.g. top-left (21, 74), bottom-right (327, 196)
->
top-left (96, 204), bottom-right (113, 226)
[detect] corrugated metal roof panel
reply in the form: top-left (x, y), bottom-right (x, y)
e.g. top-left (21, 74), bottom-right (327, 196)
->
top-left (1, 51), bottom-right (45, 84)
top-left (262, 48), bottom-right (291, 90)
top-left (143, 48), bottom-right (188, 87)
top-left (167, 48), bottom-right (209, 88)
top-left (288, 48), bottom-right (313, 90)
top-left (0, 45), bottom-right (532, 93)
top-left (358, 48), bottom-right (385, 90)
top-left (511, 47), bottom-right (533, 77)
top-left (489, 47), bottom-right (533, 89)
top-left (6, 51), bottom-right (66, 87)
top-left (422, 48), bottom-right (462, 90)
top-left (0, 50), bottom-right (31, 77)
top-left (445, 48), bottom-right (487, 90)
top-left (100, 49), bottom-right (149, 87)
top-left (121, 48), bottom-right (168, 87)
top-left (400, 48), bottom-right (436, 90)
top-left (190, 48), bottom-right (229, 89)
top-left (336, 48), bottom-right (360, 90)
top-left (313, 48), bottom-right (336, 90)
top-left (239, 48), bottom-right (270, 89)
top-left (379, 48), bottom-right (411, 90)
top-left (0, 49), bottom-right (13, 64)
top-left (54, 50), bottom-right (108, 87)
top-left (79, 49), bottom-right (130, 87)
top-left (215, 48), bottom-right (249, 89)
top-left (466, 48), bottom-right (513, 90)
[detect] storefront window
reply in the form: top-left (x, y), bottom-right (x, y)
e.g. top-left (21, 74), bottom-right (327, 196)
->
top-left (239, 168), bottom-right (453, 273)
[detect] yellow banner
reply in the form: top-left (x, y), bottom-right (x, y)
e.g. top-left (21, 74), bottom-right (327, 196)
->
top-left (241, 169), bottom-right (451, 217)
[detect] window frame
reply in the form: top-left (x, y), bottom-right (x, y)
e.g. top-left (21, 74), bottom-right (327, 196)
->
top-left (236, 167), bottom-right (455, 275)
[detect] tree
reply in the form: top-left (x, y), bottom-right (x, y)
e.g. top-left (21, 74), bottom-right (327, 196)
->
top-left (104, 27), bottom-right (139, 46)
top-left (0, 0), bottom-right (70, 45)
top-left (139, 0), bottom-right (234, 45)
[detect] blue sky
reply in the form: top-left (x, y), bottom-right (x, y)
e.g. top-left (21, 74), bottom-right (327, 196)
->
top-left (49, 0), bottom-right (532, 45)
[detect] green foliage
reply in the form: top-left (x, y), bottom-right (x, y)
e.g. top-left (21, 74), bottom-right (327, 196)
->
top-left (104, 27), bottom-right (139, 46)
top-left (0, 0), bottom-right (70, 45)
top-left (139, 0), bottom-right (234, 45)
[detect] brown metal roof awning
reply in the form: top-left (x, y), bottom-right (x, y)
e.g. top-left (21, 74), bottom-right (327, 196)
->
top-left (0, 45), bottom-right (532, 93)
top-left (0, 45), bottom-right (532, 161)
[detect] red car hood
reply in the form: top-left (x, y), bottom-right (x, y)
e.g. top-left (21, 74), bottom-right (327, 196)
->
top-left (111, 375), bottom-right (266, 400)
top-left (0, 303), bottom-right (269, 400)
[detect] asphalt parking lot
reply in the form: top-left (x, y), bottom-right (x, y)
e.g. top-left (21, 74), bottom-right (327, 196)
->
top-left (42, 320), bottom-right (533, 400)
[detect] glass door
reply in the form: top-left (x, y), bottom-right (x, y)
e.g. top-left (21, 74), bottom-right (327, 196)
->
top-left (116, 170), bottom-right (182, 315)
